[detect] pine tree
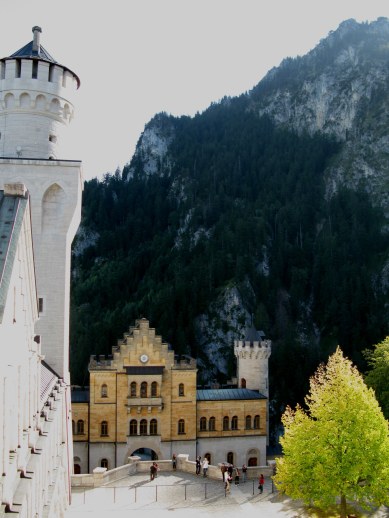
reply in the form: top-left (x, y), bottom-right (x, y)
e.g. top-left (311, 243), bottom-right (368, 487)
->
top-left (274, 347), bottom-right (389, 517)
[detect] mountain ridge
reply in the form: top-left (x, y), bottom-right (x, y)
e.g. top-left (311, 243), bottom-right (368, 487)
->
top-left (71, 18), bottom-right (389, 435)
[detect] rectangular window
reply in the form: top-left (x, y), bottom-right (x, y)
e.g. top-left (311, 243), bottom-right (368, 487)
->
top-left (38, 297), bottom-right (44, 314)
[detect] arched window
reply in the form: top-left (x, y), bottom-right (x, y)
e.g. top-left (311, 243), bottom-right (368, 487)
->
top-left (223, 416), bottom-right (229, 431)
top-left (141, 382), bottom-right (147, 398)
top-left (178, 419), bottom-right (185, 434)
top-left (77, 420), bottom-right (84, 435)
top-left (130, 382), bottom-right (137, 397)
top-left (199, 417), bottom-right (207, 431)
top-left (178, 383), bottom-right (184, 396)
top-left (248, 457), bottom-right (258, 466)
top-left (74, 464), bottom-right (81, 474)
top-left (129, 420), bottom-right (137, 436)
top-left (241, 378), bottom-right (246, 388)
top-left (231, 416), bottom-right (238, 430)
top-left (101, 384), bottom-right (108, 397)
top-left (72, 420), bottom-right (75, 434)
top-left (227, 452), bottom-right (234, 465)
top-left (209, 416), bottom-right (216, 431)
top-left (150, 419), bottom-right (158, 435)
top-left (140, 419), bottom-right (147, 435)
top-left (205, 453), bottom-right (211, 463)
top-left (254, 415), bottom-right (260, 429)
top-left (245, 415), bottom-right (252, 429)
top-left (151, 381), bottom-right (158, 397)
top-left (101, 458), bottom-right (109, 469)
top-left (101, 421), bottom-right (108, 436)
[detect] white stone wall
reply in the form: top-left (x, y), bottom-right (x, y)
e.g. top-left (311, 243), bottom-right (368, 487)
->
top-left (0, 194), bottom-right (72, 516)
top-left (196, 435), bottom-right (267, 468)
top-left (0, 59), bottom-right (78, 159)
top-left (0, 159), bottom-right (83, 380)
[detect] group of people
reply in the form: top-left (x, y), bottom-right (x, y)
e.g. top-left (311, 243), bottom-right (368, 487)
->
top-left (151, 456), bottom-right (265, 494)
top-left (220, 463), bottom-right (264, 494)
top-left (195, 455), bottom-right (209, 477)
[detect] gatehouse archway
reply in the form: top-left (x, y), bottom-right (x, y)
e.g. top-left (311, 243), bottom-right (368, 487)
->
top-left (131, 447), bottom-right (158, 460)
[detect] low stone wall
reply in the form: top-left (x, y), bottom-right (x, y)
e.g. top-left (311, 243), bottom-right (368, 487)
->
top-left (71, 454), bottom-right (275, 488)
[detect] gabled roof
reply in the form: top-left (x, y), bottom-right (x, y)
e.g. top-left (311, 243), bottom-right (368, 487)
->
top-left (10, 41), bottom-right (57, 63)
top-left (196, 388), bottom-right (266, 401)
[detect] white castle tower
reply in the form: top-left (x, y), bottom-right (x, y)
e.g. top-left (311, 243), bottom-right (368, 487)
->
top-left (234, 327), bottom-right (271, 397)
top-left (0, 26), bottom-right (83, 381)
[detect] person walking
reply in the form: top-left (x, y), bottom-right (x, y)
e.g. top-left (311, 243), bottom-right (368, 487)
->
top-left (196, 456), bottom-right (201, 475)
top-left (202, 457), bottom-right (209, 477)
top-left (242, 463), bottom-right (247, 483)
top-left (150, 463), bottom-right (156, 481)
top-left (172, 453), bottom-right (177, 470)
top-left (225, 472), bottom-right (232, 494)
top-left (234, 467), bottom-right (240, 485)
top-left (220, 463), bottom-right (227, 482)
top-left (258, 473), bottom-right (265, 493)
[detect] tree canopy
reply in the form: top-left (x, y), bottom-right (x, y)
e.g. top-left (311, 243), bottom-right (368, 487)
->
top-left (274, 347), bottom-right (389, 517)
top-left (364, 336), bottom-right (389, 420)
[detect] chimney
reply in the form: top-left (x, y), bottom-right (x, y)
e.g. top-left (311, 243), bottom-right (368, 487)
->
top-left (32, 26), bottom-right (42, 53)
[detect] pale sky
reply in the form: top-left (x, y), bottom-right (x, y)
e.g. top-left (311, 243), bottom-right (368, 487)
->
top-left (2, 0), bottom-right (389, 181)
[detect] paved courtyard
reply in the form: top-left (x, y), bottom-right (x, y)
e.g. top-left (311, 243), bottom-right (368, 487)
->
top-left (65, 470), bottom-right (388, 518)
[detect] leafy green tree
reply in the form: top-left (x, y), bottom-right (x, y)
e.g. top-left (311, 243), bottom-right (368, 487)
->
top-left (364, 336), bottom-right (389, 419)
top-left (274, 347), bottom-right (389, 518)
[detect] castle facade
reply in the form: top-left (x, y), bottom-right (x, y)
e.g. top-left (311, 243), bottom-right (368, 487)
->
top-left (72, 318), bottom-right (271, 473)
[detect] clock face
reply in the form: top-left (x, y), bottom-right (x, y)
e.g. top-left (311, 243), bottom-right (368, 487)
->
top-left (140, 354), bottom-right (149, 364)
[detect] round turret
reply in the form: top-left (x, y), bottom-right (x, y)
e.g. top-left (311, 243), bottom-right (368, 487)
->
top-left (0, 26), bottom-right (80, 160)
top-left (234, 338), bottom-right (271, 397)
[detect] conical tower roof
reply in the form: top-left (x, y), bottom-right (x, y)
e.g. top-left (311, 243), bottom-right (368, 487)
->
top-left (0, 26), bottom-right (80, 88)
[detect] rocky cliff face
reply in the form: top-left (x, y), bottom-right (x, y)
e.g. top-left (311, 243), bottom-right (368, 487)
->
top-left (250, 18), bottom-right (389, 210)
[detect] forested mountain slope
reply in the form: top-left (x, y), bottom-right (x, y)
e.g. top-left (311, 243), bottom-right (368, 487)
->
top-left (71, 18), bottom-right (389, 437)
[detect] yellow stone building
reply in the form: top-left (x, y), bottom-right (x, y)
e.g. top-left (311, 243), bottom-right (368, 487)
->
top-left (72, 318), bottom-right (271, 473)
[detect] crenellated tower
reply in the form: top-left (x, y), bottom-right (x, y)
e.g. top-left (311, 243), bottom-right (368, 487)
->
top-left (0, 26), bottom-right (83, 381)
top-left (234, 330), bottom-right (271, 397)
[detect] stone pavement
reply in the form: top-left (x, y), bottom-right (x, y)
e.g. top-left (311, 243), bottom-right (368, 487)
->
top-left (65, 470), bottom-right (388, 518)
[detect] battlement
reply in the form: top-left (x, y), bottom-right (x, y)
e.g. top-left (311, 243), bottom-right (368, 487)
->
top-left (234, 339), bottom-right (271, 360)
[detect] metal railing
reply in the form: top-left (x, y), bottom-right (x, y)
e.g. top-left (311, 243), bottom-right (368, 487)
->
top-left (71, 479), bottom-right (274, 507)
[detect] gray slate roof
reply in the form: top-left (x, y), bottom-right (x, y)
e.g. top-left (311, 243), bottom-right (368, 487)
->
top-left (0, 191), bottom-right (29, 322)
top-left (10, 41), bottom-right (57, 62)
top-left (196, 388), bottom-right (266, 401)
